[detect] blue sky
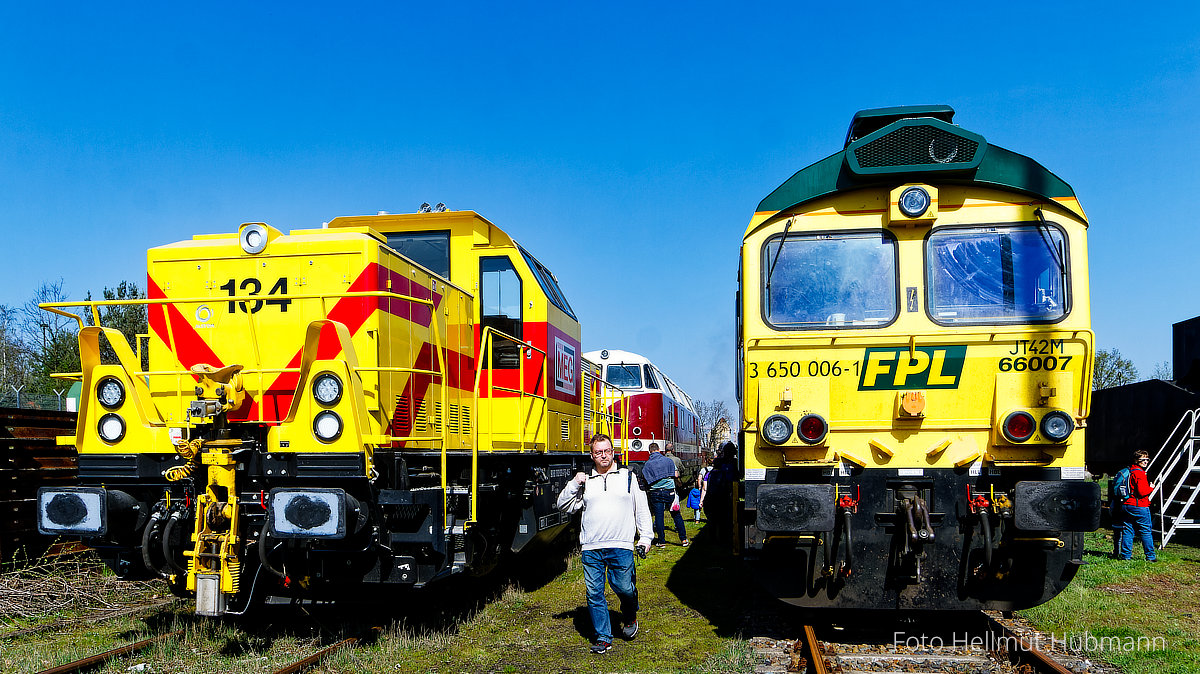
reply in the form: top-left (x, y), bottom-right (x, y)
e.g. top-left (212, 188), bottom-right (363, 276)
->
top-left (2, 2), bottom-right (1198, 413)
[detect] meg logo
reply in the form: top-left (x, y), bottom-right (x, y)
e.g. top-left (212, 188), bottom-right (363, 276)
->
top-left (554, 338), bottom-right (577, 395)
top-left (857, 345), bottom-right (967, 390)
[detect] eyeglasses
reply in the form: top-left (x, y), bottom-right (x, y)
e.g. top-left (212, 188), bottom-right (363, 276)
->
top-left (1138, 459), bottom-right (1150, 464)
top-left (591, 449), bottom-right (614, 456)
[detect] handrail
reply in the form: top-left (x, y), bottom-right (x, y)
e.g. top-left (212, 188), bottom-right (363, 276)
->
top-left (1152, 408), bottom-right (1200, 547)
top-left (470, 327), bottom-right (549, 525)
top-left (42, 289), bottom-right (441, 424)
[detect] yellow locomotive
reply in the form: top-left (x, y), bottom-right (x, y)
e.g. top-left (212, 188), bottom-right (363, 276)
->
top-left (737, 106), bottom-right (1100, 610)
top-left (37, 209), bottom-right (619, 615)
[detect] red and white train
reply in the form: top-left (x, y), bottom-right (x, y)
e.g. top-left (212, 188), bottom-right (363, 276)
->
top-left (583, 349), bottom-right (702, 476)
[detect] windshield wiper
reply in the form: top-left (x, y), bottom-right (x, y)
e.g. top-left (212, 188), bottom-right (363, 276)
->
top-left (764, 217), bottom-right (795, 312)
top-left (1033, 209), bottom-right (1066, 277)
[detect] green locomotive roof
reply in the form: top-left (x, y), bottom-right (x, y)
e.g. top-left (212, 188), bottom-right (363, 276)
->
top-left (757, 105), bottom-right (1077, 214)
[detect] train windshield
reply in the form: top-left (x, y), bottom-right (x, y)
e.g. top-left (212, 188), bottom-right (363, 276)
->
top-left (762, 232), bottom-right (898, 328)
top-left (927, 224), bottom-right (1067, 324)
top-left (605, 364), bottom-right (642, 388)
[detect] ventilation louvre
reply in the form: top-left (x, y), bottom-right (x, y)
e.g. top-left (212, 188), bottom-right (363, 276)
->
top-left (846, 119), bottom-right (985, 176)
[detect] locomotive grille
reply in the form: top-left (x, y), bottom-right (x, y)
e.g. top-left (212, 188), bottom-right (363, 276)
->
top-left (852, 124), bottom-right (979, 168)
top-left (582, 370), bottom-right (595, 422)
top-left (446, 405), bottom-right (471, 433)
top-left (414, 400), bottom-right (427, 433)
top-left (391, 396), bottom-right (411, 435)
top-left (561, 419), bottom-right (571, 441)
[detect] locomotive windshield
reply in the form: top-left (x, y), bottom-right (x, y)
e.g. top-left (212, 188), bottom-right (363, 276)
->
top-left (926, 224), bottom-right (1067, 324)
top-left (761, 231), bottom-right (898, 328)
top-left (605, 364), bottom-right (642, 388)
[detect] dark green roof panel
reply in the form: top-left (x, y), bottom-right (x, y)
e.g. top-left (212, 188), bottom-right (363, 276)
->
top-left (757, 113), bottom-right (1077, 214)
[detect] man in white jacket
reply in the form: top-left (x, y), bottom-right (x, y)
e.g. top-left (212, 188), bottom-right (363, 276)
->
top-left (556, 433), bottom-right (653, 654)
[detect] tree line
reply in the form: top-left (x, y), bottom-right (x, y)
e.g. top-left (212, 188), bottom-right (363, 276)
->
top-left (0, 280), bottom-right (146, 407)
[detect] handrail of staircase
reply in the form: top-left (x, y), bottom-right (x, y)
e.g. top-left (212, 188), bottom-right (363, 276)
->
top-left (1152, 408), bottom-right (1200, 547)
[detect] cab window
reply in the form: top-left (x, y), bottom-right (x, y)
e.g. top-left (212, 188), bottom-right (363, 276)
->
top-left (480, 256), bottom-right (522, 367)
top-left (643, 365), bottom-right (661, 390)
top-left (385, 231), bottom-right (450, 278)
top-left (926, 224), bottom-right (1068, 324)
top-left (605, 364), bottom-right (642, 389)
top-left (762, 231), bottom-right (898, 329)
top-left (518, 246), bottom-right (576, 320)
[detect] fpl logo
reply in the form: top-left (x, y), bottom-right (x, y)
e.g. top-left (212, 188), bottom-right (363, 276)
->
top-left (554, 338), bottom-right (577, 395)
top-left (857, 346), bottom-right (966, 390)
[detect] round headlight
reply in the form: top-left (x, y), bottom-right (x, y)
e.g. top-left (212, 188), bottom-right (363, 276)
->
top-left (797, 413), bottom-right (829, 445)
top-left (97, 413), bottom-right (125, 443)
top-left (762, 414), bottom-right (793, 445)
top-left (1002, 410), bottom-right (1036, 443)
top-left (240, 223), bottom-right (268, 254)
top-left (97, 377), bottom-right (125, 409)
top-left (313, 411), bottom-right (343, 442)
top-left (312, 373), bottom-right (343, 406)
top-left (1040, 411), bottom-right (1075, 443)
top-left (898, 186), bottom-right (931, 218)
top-left (631, 439), bottom-right (643, 450)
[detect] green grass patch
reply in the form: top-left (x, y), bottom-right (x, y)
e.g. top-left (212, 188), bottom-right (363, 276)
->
top-left (1018, 530), bottom-right (1200, 674)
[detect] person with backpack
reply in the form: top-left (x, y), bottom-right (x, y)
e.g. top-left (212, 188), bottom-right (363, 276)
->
top-left (1109, 464), bottom-right (1130, 559)
top-left (1118, 450), bottom-right (1158, 562)
top-left (556, 433), bottom-right (653, 654)
top-left (643, 443), bottom-right (690, 548)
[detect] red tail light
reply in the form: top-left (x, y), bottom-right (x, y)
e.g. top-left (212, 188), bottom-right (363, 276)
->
top-left (1002, 411), bottom-right (1035, 443)
top-left (797, 414), bottom-right (828, 444)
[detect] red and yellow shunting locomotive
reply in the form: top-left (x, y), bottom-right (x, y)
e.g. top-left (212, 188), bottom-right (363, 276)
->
top-left (37, 210), bottom-right (619, 615)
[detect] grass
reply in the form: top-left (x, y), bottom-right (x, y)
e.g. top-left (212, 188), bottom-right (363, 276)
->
top-left (6, 509), bottom-right (756, 673)
top-left (21, 511), bottom-right (1198, 672)
top-left (1018, 530), bottom-right (1200, 673)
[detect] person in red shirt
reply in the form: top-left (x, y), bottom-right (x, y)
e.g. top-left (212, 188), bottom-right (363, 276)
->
top-left (1119, 450), bottom-right (1158, 561)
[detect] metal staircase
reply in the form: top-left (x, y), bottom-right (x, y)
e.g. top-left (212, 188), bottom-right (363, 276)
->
top-left (1150, 408), bottom-right (1200, 547)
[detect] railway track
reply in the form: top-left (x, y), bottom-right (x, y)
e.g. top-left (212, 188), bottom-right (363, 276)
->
top-left (749, 611), bottom-right (1104, 674)
top-left (31, 626), bottom-right (379, 674)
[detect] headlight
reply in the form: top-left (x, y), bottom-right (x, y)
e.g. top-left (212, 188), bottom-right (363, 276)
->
top-left (632, 426), bottom-right (642, 437)
top-left (1002, 410), bottom-right (1036, 443)
top-left (240, 223), bottom-right (268, 254)
top-left (37, 487), bottom-right (107, 536)
top-left (898, 186), bottom-right (931, 217)
top-left (97, 377), bottom-right (125, 409)
top-left (312, 372), bottom-right (343, 405)
top-left (313, 410), bottom-right (343, 442)
top-left (797, 413), bottom-right (829, 445)
top-left (97, 413), bottom-right (125, 443)
top-left (762, 414), bottom-right (793, 445)
top-left (1040, 411), bottom-right (1075, 443)
top-left (267, 488), bottom-right (357, 539)
top-left (631, 439), bottom-right (642, 450)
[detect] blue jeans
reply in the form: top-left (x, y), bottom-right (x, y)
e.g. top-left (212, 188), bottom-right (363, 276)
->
top-left (649, 488), bottom-right (688, 544)
top-left (1119, 504), bottom-right (1156, 560)
top-left (581, 548), bottom-right (638, 643)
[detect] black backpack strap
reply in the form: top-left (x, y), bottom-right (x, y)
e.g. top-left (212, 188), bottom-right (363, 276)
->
top-left (627, 468), bottom-right (633, 493)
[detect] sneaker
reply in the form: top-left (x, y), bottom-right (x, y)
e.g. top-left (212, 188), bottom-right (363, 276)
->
top-left (654, 542), bottom-right (666, 548)
top-left (681, 540), bottom-right (690, 547)
top-left (621, 620), bottom-right (639, 640)
top-left (590, 640), bottom-right (612, 654)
